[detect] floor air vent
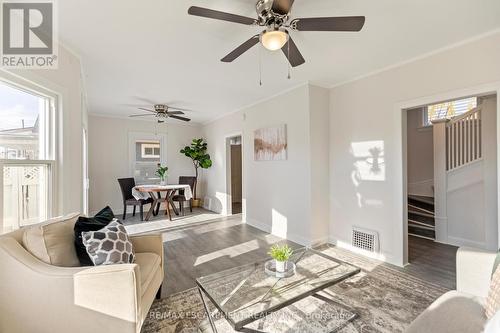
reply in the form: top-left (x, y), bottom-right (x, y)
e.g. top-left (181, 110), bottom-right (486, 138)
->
top-left (352, 227), bottom-right (379, 252)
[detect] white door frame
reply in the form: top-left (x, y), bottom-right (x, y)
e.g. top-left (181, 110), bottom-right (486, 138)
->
top-left (397, 81), bottom-right (500, 266)
top-left (224, 132), bottom-right (244, 217)
top-left (82, 128), bottom-right (89, 216)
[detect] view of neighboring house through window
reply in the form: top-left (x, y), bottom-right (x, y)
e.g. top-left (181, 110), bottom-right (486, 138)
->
top-left (134, 140), bottom-right (162, 184)
top-left (0, 80), bottom-right (54, 234)
top-left (425, 96), bottom-right (478, 126)
top-left (141, 142), bottom-right (161, 159)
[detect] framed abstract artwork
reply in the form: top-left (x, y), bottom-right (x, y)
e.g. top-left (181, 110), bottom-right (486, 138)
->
top-left (254, 124), bottom-right (287, 161)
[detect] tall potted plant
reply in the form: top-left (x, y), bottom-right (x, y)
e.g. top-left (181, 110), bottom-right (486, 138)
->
top-left (180, 138), bottom-right (212, 206)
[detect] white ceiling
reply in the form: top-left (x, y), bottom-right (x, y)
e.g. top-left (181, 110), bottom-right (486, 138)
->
top-left (58, 0), bottom-right (500, 124)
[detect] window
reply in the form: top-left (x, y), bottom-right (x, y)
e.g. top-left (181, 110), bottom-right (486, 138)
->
top-left (141, 143), bottom-right (160, 159)
top-left (0, 79), bottom-right (55, 234)
top-left (424, 97), bottom-right (477, 126)
top-left (129, 135), bottom-right (166, 185)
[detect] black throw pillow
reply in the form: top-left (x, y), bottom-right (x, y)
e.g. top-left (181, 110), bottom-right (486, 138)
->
top-left (74, 206), bottom-right (116, 266)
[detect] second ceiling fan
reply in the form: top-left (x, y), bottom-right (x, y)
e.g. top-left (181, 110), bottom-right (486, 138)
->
top-left (188, 0), bottom-right (365, 67)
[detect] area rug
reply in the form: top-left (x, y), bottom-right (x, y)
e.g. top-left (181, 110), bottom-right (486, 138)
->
top-left (141, 246), bottom-right (449, 333)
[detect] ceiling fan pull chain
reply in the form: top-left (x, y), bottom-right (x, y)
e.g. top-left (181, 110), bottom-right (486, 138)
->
top-left (287, 39), bottom-right (291, 80)
top-left (259, 44), bottom-right (263, 86)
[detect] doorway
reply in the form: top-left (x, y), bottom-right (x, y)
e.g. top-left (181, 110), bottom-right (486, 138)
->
top-left (402, 93), bottom-right (498, 288)
top-left (227, 135), bottom-right (242, 215)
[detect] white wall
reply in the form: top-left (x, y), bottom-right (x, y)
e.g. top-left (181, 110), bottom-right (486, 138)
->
top-left (202, 84), bottom-right (330, 245)
top-left (88, 115), bottom-right (202, 214)
top-left (243, 85), bottom-right (312, 245)
top-left (3, 45), bottom-right (87, 216)
top-left (201, 111), bottom-right (243, 215)
top-left (329, 31), bottom-right (500, 265)
top-left (406, 108), bottom-right (434, 197)
top-left (309, 86), bottom-right (331, 243)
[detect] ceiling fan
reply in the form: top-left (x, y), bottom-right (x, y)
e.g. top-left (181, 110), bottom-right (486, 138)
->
top-left (129, 104), bottom-right (191, 123)
top-left (188, 0), bottom-right (365, 67)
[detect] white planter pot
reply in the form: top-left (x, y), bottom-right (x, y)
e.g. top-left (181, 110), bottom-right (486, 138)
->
top-left (160, 180), bottom-right (166, 186)
top-left (275, 260), bottom-right (287, 273)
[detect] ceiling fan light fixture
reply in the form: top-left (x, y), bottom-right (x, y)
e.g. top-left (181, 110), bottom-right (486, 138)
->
top-left (261, 29), bottom-right (288, 51)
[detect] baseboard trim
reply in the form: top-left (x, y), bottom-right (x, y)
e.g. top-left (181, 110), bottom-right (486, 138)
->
top-left (446, 236), bottom-right (489, 250)
top-left (246, 218), bottom-right (319, 247)
top-left (329, 236), bottom-right (401, 267)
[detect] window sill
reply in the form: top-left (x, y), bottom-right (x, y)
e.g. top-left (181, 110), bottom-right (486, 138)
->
top-left (417, 125), bottom-right (433, 132)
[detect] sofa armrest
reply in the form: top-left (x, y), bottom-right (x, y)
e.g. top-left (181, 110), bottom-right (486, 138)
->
top-left (0, 237), bottom-right (141, 333)
top-left (130, 234), bottom-right (164, 269)
top-left (74, 264), bottom-right (141, 323)
top-left (456, 247), bottom-right (497, 298)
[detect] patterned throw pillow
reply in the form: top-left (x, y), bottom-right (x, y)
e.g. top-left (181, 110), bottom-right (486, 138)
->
top-left (81, 220), bottom-right (135, 266)
top-left (486, 265), bottom-right (500, 318)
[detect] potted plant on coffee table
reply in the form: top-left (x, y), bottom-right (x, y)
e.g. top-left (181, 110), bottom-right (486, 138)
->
top-left (180, 138), bottom-right (212, 207)
top-left (268, 244), bottom-right (294, 273)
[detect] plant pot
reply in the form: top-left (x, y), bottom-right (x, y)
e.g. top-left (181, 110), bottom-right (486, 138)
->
top-left (160, 180), bottom-right (166, 186)
top-left (192, 199), bottom-right (202, 208)
top-left (275, 260), bottom-right (287, 273)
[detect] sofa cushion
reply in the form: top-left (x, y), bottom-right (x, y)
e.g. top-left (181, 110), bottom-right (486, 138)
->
top-left (135, 252), bottom-right (161, 296)
top-left (22, 213), bottom-right (80, 267)
top-left (405, 291), bottom-right (486, 333)
top-left (82, 220), bottom-right (135, 266)
top-left (486, 265), bottom-right (500, 318)
top-left (74, 206), bottom-right (116, 266)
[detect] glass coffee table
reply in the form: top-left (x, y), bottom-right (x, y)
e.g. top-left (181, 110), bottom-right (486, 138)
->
top-left (196, 248), bottom-right (361, 333)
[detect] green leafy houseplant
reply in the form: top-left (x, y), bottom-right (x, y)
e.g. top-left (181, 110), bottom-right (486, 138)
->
top-left (268, 244), bottom-right (293, 262)
top-left (156, 164), bottom-right (168, 183)
top-left (268, 244), bottom-right (293, 273)
top-left (180, 138), bottom-right (212, 199)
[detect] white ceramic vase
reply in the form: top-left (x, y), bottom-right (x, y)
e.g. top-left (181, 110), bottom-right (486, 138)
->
top-left (275, 260), bottom-right (287, 273)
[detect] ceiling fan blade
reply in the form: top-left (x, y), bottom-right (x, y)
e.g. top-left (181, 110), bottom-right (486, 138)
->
top-left (272, 0), bottom-right (295, 15)
top-left (138, 107), bottom-right (156, 113)
top-left (282, 36), bottom-right (305, 67)
top-left (167, 106), bottom-right (191, 112)
top-left (166, 111), bottom-right (185, 115)
top-left (188, 6), bottom-right (256, 25)
top-left (169, 115), bottom-right (191, 122)
top-left (221, 35), bottom-right (260, 63)
top-left (129, 114), bottom-right (154, 118)
top-left (291, 16), bottom-right (365, 32)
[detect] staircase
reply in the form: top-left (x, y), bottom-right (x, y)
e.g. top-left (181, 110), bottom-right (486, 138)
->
top-left (408, 195), bottom-right (435, 240)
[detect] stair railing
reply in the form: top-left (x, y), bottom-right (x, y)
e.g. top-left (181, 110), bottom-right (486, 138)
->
top-left (445, 107), bottom-right (482, 171)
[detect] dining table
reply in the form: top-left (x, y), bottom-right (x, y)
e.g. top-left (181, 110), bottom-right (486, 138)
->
top-left (132, 184), bottom-right (193, 221)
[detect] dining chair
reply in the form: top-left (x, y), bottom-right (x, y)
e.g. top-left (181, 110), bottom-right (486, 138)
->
top-left (172, 176), bottom-right (196, 215)
top-left (117, 178), bottom-right (154, 221)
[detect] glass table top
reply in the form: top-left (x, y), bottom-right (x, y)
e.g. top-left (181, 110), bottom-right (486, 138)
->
top-left (196, 248), bottom-right (360, 329)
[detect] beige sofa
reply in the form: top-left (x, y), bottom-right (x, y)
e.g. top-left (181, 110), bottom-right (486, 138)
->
top-left (406, 247), bottom-right (496, 333)
top-left (0, 222), bottom-right (164, 333)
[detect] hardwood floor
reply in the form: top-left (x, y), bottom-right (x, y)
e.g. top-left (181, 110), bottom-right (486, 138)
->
top-left (159, 217), bottom-right (458, 297)
top-left (161, 216), bottom-right (300, 296)
top-left (404, 235), bottom-right (458, 289)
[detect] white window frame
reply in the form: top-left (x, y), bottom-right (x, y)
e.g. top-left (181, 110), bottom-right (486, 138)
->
top-left (0, 71), bottom-right (58, 231)
top-left (141, 142), bottom-right (161, 159)
top-left (128, 132), bottom-right (167, 185)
